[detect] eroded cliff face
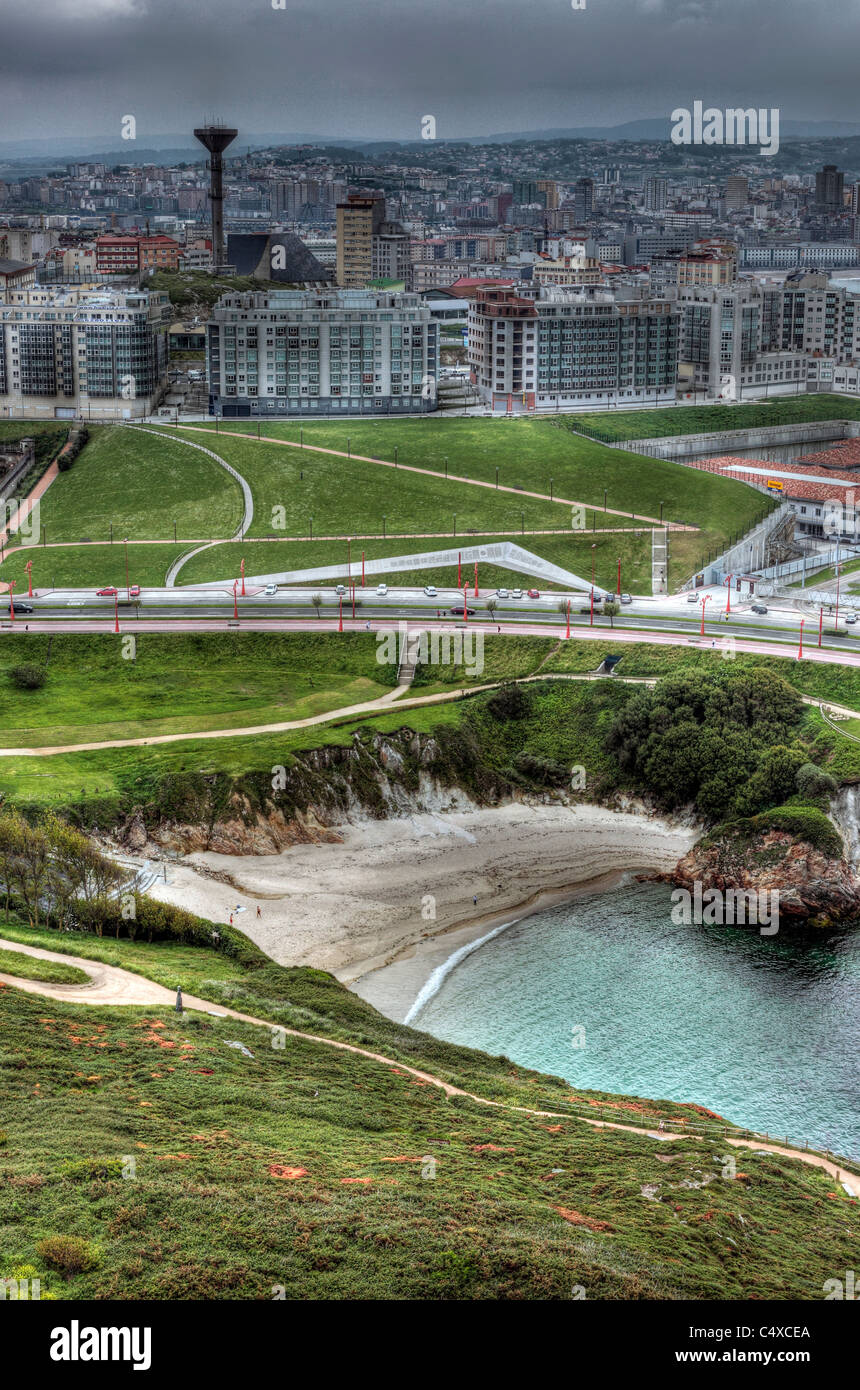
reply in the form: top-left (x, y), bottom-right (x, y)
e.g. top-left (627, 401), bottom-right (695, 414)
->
top-left (669, 828), bottom-right (860, 926)
top-left (114, 728), bottom-right (508, 856)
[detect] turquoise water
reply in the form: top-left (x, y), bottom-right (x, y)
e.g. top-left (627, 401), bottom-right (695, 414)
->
top-left (414, 880), bottom-right (860, 1160)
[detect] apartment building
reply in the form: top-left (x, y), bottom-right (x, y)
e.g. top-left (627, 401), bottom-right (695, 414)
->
top-left (207, 288), bottom-right (438, 417)
top-left (95, 233), bottom-right (180, 274)
top-left (467, 284), bottom-right (679, 412)
top-left (0, 285), bottom-right (169, 420)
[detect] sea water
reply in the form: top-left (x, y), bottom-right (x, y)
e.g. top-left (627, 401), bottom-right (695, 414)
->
top-left (412, 880), bottom-right (860, 1160)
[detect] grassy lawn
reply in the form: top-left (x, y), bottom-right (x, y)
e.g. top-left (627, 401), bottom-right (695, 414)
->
top-left (0, 543), bottom-right (195, 592)
top-left (150, 426), bottom-right (589, 538)
top-left (570, 394), bottom-right (860, 441)
top-left (176, 530), bottom-right (653, 594)
top-left (0, 922), bottom-right (854, 1299)
top-left (0, 945), bottom-right (88, 984)
top-left (185, 417), bottom-right (766, 538)
top-left (29, 426), bottom-right (244, 543)
top-left (0, 633), bottom-right (398, 750)
top-left (3, 637), bottom-right (860, 814)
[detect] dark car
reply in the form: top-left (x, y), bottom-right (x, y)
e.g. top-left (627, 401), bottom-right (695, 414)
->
top-left (750, 604), bottom-right (768, 615)
top-left (449, 605), bottom-right (476, 617)
top-left (8, 602), bottom-right (33, 614)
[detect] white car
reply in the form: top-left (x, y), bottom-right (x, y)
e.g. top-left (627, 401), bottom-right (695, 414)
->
top-left (496, 588), bottom-right (509, 599)
top-left (335, 583), bottom-right (347, 595)
top-left (376, 583), bottom-right (388, 596)
top-left (264, 583), bottom-right (278, 596)
top-left (423, 585), bottom-right (438, 597)
top-left (511, 589), bottom-right (523, 599)
top-left (686, 592), bottom-right (699, 603)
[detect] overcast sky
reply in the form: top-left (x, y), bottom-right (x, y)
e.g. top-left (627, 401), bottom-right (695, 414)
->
top-left (1, 0), bottom-right (858, 144)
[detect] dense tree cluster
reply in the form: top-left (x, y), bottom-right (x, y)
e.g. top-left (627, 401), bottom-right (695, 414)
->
top-left (605, 669), bottom-right (816, 821)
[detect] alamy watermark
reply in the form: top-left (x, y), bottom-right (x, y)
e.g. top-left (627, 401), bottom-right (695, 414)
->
top-left (671, 102), bottom-right (780, 157)
top-left (376, 621), bottom-right (484, 678)
top-left (671, 883), bottom-right (779, 935)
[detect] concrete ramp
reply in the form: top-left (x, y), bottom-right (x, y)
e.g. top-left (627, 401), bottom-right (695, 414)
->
top-left (184, 540), bottom-right (592, 593)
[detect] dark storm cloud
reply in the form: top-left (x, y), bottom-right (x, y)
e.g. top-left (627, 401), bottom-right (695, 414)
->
top-left (0, 0), bottom-right (857, 143)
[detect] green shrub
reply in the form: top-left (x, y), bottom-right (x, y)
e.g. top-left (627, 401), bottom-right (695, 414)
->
top-left (35, 1235), bottom-right (99, 1279)
top-left (486, 683), bottom-right (532, 721)
top-left (10, 663), bottom-right (47, 690)
top-left (796, 762), bottom-right (839, 802)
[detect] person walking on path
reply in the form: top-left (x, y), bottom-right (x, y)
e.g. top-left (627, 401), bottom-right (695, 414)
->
top-left (256, 905), bottom-right (262, 919)
top-left (175, 986), bottom-right (183, 1013)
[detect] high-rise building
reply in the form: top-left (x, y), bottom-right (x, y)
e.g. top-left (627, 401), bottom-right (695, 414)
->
top-left (336, 193), bottom-right (385, 286)
top-left (725, 176), bottom-right (749, 211)
top-left (335, 193), bottom-right (409, 287)
top-left (206, 287), bottom-right (438, 417)
top-left (536, 180), bottom-right (560, 211)
top-left (572, 178), bottom-right (594, 223)
top-left (815, 164), bottom-right (845, 212)
top-left (512, 180), bottom-right (543, 207)
top-left (643, 177), bottom-right (668, 212)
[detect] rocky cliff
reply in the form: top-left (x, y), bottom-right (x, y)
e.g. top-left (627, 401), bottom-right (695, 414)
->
top-left (668, 812), bottom-right (860, 927)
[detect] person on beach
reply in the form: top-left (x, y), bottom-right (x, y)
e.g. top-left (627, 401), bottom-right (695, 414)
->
top-left (256, 905), bottom-right (262, 918)
top-left (473, 895), bottom-right (477, 906)
top-left (229, 913), bottom-right (233, 926)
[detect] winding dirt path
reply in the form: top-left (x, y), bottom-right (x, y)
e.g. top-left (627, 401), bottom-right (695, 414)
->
top-left (1, 936), bottom-right (856, 1197)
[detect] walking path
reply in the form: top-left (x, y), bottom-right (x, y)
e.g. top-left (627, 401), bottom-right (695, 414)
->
top-left (0, 461), bottom-right (59, 548)
top-left (122, 428), bottom-right (254, 587)
top-left (1, 936), bottom-right (856, 1196)
top-left (1, 663), bottom-right (857, 758)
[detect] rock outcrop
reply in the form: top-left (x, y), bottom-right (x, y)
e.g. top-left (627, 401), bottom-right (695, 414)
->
top-left (669, 826), bottom-right (860, 926)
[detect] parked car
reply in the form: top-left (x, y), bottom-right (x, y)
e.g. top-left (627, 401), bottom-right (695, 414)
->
top-left (620, 592), bottom-right (633, 605)
top-left (845, 613), bottom-right (857, 625)
top-left (527, 588), bottom-right (540, 599)
top-left (450, 605), bottom-right (476, 617)
top-left (128, 584), bottom-right (141, 598)
top-left (750, 604), bottom-right (768, 615)
top-left (511, 589), bottom-right (523, 599)
top-left (97, 586), bottom-right (118, 597)
top-left (9, 602), bottom-right (33, 614)
top-left (496, 588), bottom-right (509, 599)
top-left (686, 592), bottom-right (699, 603)
top-left (264, 583), bottom-right (278, 596)
top-left (376, 583), bottom-right (388, 596)
top-left (423, 585), bottom-right (438, 597)
top-left (335, 584), bottom-right (347, 595)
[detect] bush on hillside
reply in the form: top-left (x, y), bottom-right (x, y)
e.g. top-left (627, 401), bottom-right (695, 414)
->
top-left (9, 663), bottom-right (46, 690)
top-left (486, 683), bottom-right (532, 721)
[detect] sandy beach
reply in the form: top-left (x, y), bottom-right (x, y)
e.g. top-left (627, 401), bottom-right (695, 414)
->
top-left (144, 801), bottom-right (697, 1016)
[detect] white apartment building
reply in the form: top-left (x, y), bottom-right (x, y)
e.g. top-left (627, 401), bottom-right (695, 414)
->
top-left (0, 284), bottom-right (170, 420)
top-left (207, 288), bottom-right (438, 417)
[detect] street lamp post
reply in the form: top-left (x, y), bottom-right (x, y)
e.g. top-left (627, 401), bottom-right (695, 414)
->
top-left (232, 580), bottom-right (239, 620)
top-left (700, 594), bottom-right (711, 637)
top-left (725, 574), bottom-right (732, 615)
top-left (798, 617), bottom-right (805, 661)
top-left (124, 538), bottom-right (130, 601)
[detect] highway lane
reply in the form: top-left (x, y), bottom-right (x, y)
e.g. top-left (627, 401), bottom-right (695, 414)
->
top-left (1, 617), bottom-right (860, 669)
top-left (4, 583), bottom-right (858, 654)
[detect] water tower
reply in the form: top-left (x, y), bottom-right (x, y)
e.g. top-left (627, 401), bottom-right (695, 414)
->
top-left (193, 123), bottom-right (238, 271)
